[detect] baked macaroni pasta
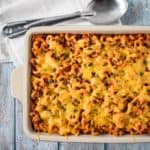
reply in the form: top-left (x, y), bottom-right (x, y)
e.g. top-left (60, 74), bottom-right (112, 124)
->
top-left (30, 33), bottom-right (150, 136)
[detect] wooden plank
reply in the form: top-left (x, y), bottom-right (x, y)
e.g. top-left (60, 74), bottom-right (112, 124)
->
top-left (0, 64), bottom-right (14, 150)
top-left (127, 144), bottom-right (150, 150)
top-left (15, 100), bottom-right (58, 150)
top-left (121, 0), bottom-right (145, 25)
top-left (107, 143), bottom-right (150, 150)
top-left (121, 0), bottom-right (150, 25)
top-left (106, 144), bottom-right (127, 150)
top-left (60, 142), bottom-right (104, 150)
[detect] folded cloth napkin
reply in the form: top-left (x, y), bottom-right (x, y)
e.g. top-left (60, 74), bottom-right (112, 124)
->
top-left (0, 0), bottom-right (120, 66)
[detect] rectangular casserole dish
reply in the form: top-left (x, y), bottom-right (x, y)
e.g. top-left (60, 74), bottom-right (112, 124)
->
top-left (11, 26), bottom-right (150, 143)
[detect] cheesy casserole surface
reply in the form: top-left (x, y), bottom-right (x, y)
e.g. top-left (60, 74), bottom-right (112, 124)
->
top-left (30, 33), bottom-right (150, 136)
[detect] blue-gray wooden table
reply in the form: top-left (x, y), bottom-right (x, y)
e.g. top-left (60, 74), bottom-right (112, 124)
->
top-left (0, 0), bottom-right (150, 149)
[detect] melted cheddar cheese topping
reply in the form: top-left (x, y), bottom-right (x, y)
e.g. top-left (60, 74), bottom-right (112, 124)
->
top-left (30, 33), bottom-right (150, 136)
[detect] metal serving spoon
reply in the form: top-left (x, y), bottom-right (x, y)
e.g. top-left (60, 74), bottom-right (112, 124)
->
top-left (2, 0), bottom-right (128, 38)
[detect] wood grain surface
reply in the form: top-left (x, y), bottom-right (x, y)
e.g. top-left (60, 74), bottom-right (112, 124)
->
top-left (0, 0), bottom-right (150, 149)
top-left (0, 64), bottom-right (14, 150)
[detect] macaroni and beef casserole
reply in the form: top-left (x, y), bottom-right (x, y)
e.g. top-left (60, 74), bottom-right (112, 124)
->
top-left (30, 33), bottom-right (150, 136)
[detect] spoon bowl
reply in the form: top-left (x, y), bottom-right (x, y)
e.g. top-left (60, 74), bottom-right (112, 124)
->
top-left (87, 0), bottom-right (128, 24)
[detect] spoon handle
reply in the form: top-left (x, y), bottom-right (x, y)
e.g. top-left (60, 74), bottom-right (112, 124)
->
top-left (3, 11), bottom-right (93, 38)
top-left (2, 18), bottom-right (42, 35)
top-left (25, 11), bottom-right (81, 28)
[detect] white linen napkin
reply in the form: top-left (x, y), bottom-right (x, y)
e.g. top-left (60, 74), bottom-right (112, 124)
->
top-left (0, 0), bottom-right (120, 66)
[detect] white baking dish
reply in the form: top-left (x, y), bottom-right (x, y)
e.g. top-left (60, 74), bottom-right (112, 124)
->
top-left (11, 26), bottom-right (150, 143)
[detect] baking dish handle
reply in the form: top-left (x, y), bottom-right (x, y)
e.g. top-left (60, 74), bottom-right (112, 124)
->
top-left (11, 65), bottom-right (24, 103)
